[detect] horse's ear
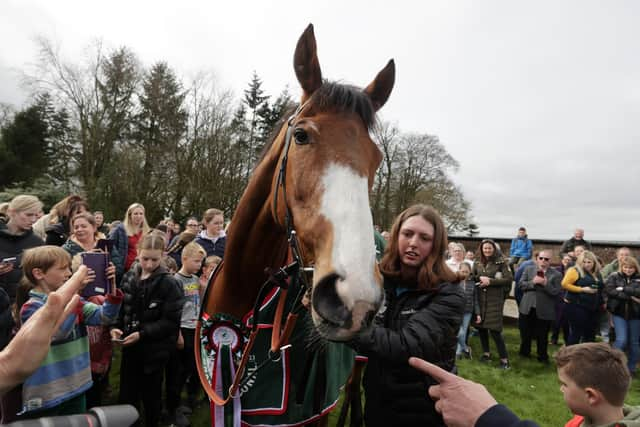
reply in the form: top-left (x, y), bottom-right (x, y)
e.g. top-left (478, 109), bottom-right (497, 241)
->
top-left (364, 59), bottom-right (395, 111)
top-left (294, 24), bottom-right (323, 101)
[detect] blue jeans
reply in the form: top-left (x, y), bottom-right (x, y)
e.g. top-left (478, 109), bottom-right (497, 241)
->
top-left (565, 303), bottom-right (597, 345)
top-left (456, 312), bottom-right (472, 355)
top-left (612, 315), bottom-right (640, 374)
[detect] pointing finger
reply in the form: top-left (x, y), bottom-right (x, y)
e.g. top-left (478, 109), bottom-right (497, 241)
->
top-left (409, 357), bottom-right (458, 384)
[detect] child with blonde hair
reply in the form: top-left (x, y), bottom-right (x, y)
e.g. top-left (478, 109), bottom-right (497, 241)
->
top-left (199, 255), bottom-right (221, 295)
top-left (166, 242), bottom-right (207, 422)
top-left (16, 246), bottom-right (122, 417)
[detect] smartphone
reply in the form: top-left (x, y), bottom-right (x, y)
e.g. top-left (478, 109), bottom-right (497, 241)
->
top-left (536, 270), bottom-right (545, 278)
top-left (1, 257), bottom-right (17, 265)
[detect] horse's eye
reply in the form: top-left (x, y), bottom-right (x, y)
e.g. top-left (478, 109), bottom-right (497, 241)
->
top-left (294, 128), bottom-right (309, 145)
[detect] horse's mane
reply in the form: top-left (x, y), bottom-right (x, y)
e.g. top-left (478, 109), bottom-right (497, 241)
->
top-left (257, 81), bottom-right (376, 165)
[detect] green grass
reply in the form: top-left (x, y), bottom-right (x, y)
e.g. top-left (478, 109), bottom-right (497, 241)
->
top-left (107, 325), bottom-right (640, 426)
top-left (458, 325), bottom-right (640, 427)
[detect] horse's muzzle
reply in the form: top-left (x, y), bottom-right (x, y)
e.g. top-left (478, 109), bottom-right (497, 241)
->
top-left (311, 272), bottom-right (381, 341)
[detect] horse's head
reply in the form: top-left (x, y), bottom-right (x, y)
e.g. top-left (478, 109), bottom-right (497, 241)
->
top-left (271, 24), bottom-right (395, 341)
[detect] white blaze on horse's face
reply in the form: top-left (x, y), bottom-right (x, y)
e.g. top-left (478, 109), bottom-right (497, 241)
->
top-left (310, 162), bottom-right (383, 341)
top-left (289, 23), bottom-right (395, 341)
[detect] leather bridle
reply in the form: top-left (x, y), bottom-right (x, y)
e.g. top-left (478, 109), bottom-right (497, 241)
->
top-left (197, 102), bottom-right (314, 407)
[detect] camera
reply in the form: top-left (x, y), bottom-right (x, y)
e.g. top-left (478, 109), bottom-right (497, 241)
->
top-left (5, 405), bottom-right (138, 426)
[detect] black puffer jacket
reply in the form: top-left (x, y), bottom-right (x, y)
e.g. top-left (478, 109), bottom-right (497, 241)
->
top-left (0, 224), bottom-right (44, 302)
top-left (351, 276), bottom-right (464, 427)
top-left (117, 264), bottom-right (184, 373)
top-left (0, 288), bottom-right (12, 350)
top-left (605, 272), bottom-right (640, 319)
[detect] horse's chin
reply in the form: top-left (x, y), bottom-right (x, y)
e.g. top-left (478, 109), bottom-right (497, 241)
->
top-left (310, 302), bottom-right (376, 342)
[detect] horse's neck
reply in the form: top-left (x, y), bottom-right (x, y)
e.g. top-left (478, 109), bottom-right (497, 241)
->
top-left (209, 141), bottom-right (289, 319)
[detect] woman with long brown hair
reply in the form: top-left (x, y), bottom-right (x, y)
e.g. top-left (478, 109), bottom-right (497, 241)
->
top-left (348, 204), bottom-right (464, 427)
top-left (472, 239), bottom-right (513, 369)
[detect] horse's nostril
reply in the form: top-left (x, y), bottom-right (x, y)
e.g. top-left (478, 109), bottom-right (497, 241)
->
top-left (312, 272), bottom-right (352, 328)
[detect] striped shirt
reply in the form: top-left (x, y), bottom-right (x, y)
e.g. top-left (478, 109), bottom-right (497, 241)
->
top-left (20, 290), bottom-right (122, 413)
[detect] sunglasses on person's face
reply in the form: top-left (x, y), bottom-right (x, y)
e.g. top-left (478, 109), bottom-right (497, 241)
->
top-left (538, 257), bottom-right (550, 261)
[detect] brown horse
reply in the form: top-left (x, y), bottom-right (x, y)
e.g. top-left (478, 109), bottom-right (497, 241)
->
top-left (196, 24), bottom-right (394, 425)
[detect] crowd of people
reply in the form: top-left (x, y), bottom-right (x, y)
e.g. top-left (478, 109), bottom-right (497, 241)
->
top-left (1, 192), bottom-right (639, 427)
top-left (0, 194), bottom-right (227, 426)
top-left (442, 227), bottom-right (640, 376)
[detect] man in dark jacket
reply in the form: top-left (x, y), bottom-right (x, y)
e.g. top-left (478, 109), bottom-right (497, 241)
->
top-left (517, 250), bottom-right (561, 362)
top-left (560, 228), bottom-right (592, 257)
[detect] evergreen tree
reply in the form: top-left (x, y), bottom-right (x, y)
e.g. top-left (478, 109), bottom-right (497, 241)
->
top-left (0, 103), bottom-right (48, 187)
top-left (0, 94), bottom-right (71, 188)
top-left (257, 87), bottom-right (294, 144)
top-left (133, 62), bottom-right (187, 223)
top-left (241, 72), bottom-right (269, 178)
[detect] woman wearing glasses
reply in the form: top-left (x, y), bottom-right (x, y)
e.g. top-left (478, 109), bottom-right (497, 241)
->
top-left (561, 250), bottom-right (604, 344)
top-left (472, 239), bottom-right (513, 369)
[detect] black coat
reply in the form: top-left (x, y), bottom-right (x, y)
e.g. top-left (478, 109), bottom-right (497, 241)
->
top-left (117, 264), bottom-right (184, 373)
top-left (0, 288), bottom-right (12, 350)
top-left (605, 272), bottom-right (640, 319)
top-left (351, 276), bottom-right (464, 427)
top-left (0, 224), bottom-right (44, 302)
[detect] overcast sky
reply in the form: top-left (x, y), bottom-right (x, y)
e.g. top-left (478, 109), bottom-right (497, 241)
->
top-left (1, 1), bottom-right (638, 241)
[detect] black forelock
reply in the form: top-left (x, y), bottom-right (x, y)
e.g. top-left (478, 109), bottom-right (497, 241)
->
top-left (309, 81), bottom-right (376, 130)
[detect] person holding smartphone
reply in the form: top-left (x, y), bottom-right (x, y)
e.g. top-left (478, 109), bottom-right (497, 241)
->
top-left (0, 195), bottom-right (45, 351)
top-left (517, 250), bottom-right (562, 363)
